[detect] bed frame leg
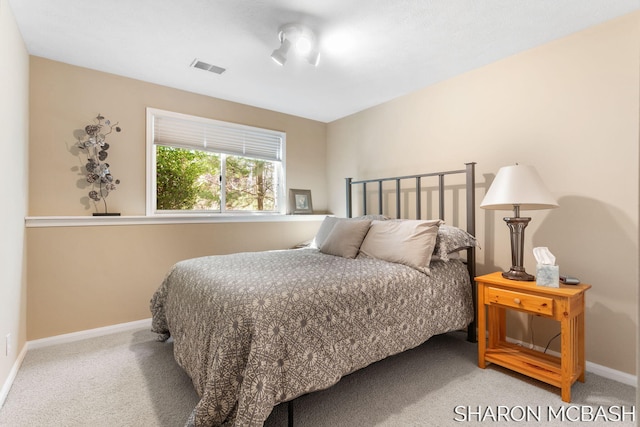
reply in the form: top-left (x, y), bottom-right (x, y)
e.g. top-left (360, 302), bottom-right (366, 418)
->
top-left (288, 400), bottom-right (294, 427)
top-left (467, 321), bottom-right (477, 343)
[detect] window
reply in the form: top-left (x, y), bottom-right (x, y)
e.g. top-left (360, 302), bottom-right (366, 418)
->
top-left (146, 108), bottom-right (286, 215)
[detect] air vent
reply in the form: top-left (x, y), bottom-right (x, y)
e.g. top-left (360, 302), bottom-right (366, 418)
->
top-left (190, 59), bottom-right (226, 75)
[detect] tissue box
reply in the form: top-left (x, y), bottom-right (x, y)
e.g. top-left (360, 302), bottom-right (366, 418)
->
top-left (536, 264), bottom-right (559, 288)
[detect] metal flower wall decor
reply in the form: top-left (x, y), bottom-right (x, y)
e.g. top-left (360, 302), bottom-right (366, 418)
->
top-left (76, 114), bottom-right (122, 215)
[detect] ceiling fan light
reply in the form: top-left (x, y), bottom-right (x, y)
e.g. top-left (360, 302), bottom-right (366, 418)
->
top-left (270, 39), bottom-right (291, 66)
top-left (307, 48), bottom-right (320, 67)
top-left (272, 23), bottom-right (320, 67)
top-left (295, 36), bottom-right (313, 55)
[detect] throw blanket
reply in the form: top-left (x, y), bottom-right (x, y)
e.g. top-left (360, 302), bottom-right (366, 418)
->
top-left (150, 248), bottom-right (473, 426)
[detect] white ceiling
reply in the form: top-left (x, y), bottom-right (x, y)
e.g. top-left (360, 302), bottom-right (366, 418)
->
top-left (8, 0), bottom-right (639, 123)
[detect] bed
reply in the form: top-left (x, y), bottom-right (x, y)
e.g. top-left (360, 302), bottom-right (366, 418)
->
top-left (150, 163), bottom-right (477, 427)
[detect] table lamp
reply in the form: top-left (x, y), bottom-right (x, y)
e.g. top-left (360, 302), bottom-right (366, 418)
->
top-left (480, 164), bottom-right (558, 281)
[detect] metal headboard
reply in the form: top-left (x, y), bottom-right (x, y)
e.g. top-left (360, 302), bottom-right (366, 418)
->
top-left (345, 162), bottom-right (477, 342)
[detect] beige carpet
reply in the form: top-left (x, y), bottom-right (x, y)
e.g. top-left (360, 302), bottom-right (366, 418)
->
top-left (0, 328), bottom-right (635, 426)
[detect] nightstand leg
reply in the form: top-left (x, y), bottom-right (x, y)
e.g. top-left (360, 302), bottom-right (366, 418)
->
top-left (560, 315), bottom-right (572, 403)
top-left (578, 311), bottom-right (586, 383)
top-left (477, 284), bottom-right (486, 368)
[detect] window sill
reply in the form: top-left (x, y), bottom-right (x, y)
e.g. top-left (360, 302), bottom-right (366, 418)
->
top-left (25, 214), bottom-right (329, 228)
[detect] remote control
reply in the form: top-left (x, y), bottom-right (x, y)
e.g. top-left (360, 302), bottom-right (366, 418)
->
top-left (560, 275), bottom-right (580, 285)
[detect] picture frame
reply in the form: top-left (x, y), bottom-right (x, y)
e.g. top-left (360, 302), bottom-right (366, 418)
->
top-left (289, 189), bottom-right (313, 214)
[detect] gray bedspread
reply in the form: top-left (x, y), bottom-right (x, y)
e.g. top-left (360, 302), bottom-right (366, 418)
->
top-left (150, 248), bottom-right (473, 426)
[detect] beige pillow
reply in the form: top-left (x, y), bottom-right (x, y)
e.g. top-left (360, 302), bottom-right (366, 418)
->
top-left (359, 219), bottom-right (442, 273)
top-left (319, 219), bottom-right (372, 259)
top-left (312, 216), bottom-right (340, 248)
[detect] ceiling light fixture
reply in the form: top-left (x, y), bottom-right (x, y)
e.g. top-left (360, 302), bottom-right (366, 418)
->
top-left (271, 23), bottom-right (320, 67)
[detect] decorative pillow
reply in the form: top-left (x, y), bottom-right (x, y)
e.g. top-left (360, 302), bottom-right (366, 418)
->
top-left (311, 216), bottom-right (340, 248)
top-left (433, 225), bottom-right (478, 261)
top-left (359, 219), bottom-right (442, 274)
top-left (319, 219), bottom-right (372, 259)
top-left (312, 216), bottom-right (384, 248)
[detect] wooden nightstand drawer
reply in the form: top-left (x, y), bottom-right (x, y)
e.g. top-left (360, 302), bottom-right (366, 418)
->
top-left (485, 286), bottom-right (554, 316)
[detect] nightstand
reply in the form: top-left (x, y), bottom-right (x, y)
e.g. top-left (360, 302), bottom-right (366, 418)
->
top-left (476, 271), bottom-right (591, 402)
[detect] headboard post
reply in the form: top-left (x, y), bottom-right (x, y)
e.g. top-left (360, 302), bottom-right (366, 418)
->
top-left (345, 178), bottom-right (353, 218)
top-left (465, 162), bottom-right (476, 238)
top-left (395, 179), bottom-right (401, 219)
top-left (438, 174), bottom-right (445, 219)
top-left (465, 162), bottom-right (477, 342)
top-left (415, 177), bottom-right (422, 219)
top-left (362, 182), bottom-right (368, 215)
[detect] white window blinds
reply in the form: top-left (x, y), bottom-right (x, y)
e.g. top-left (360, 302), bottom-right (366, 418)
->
top-left (151, 109), bottom-right (284, 162)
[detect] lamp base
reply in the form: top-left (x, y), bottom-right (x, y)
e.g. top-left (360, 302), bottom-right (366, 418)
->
top-left (502, 268), bottom-right (535, 281)
top-left (502, 215), bottom-right (535, 281)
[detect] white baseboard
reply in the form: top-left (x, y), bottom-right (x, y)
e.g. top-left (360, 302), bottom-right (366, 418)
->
top-left (0, 343), bottom-right (28, 409)
top-left (27, 318), bottom-right (152, 350)
top-left (505, 337), bottom-right (637, 387)
top-left (586, 360), bottom-right (637, 387)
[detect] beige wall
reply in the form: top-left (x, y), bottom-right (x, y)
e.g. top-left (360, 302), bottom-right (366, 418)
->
top-left (29, 57), bottom-right (327, 216)
top-left (26, 220), bottom-right (322, 339)
top-left (327, 13), bottom-right (639, 375)
top-left (0, 0), bottom-right (29, 397)
top-left (26, 58), bottom-right (327, 339)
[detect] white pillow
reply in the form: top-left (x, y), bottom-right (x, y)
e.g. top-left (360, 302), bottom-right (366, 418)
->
top-left (359, 219), bottom-right (442, 273)
top-left (319, 219), bottom-right (372, 259)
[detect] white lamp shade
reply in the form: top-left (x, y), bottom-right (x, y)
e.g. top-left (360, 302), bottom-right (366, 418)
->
top-left (480, 164), bottom-right (559, 211)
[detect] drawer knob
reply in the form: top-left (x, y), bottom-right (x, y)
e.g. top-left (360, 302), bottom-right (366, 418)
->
top-left (513, 298), bottom-right (521, 304)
